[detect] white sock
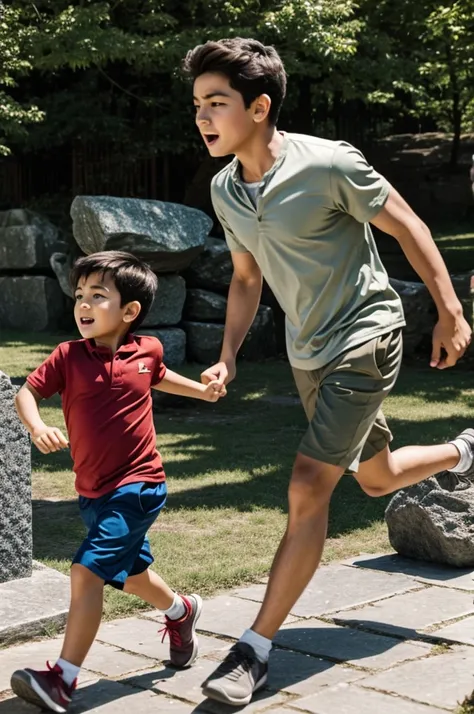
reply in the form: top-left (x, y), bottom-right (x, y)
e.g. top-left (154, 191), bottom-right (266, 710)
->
top-left (56, 658), bottom-right (80, 687)
top-left (448, 438), bottom-right (473, 474)
top-left (239, 628), bottom-right (272, 663)
top-left (163, 593), bottom-right (186, 621)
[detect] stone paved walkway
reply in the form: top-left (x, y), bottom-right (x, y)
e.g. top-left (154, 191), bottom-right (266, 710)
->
top-left (1, 553), bottom-right (474, 713)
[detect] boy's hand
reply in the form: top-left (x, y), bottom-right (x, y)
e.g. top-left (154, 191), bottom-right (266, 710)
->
top-left (202, 380), bottom-right (227, 402)
top-left (31, 425), bottom-right (69, 454)
top-left (430, 314), bottom-right (472, 369)
top-left (201, 360), bottom-right (236, 387)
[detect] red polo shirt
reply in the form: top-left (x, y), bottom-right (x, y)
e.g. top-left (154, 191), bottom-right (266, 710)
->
top-left (27, 334), bottom-right (167, 498)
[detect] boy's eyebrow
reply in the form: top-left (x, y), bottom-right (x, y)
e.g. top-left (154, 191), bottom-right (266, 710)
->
top-left (75, 284), bottom-right (110, 292)
top-left (193, 91), bottom-right (232, 101)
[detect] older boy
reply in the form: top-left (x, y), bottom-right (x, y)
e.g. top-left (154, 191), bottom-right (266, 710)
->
top-left (11, 250), bottom-right (225, 713)
top-left (183, 38), bottom-right (473, 706)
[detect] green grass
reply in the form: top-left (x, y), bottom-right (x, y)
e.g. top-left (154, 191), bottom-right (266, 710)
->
top-left (432, 219), bottom-right (474, 274)
top-left (1, 329), bottom-right (474, 620)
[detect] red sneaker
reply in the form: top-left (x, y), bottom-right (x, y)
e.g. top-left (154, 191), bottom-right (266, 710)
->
top-left (10, 662), bottom-right (76, 713)
top-left (159, 593), bottom-right (202, 668)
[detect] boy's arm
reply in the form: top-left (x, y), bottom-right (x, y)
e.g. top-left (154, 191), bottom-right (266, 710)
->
top-left (152, 369), bottom-right (226, 402)
top-left (371, 187), bottom-right (472, 368)
top-left (201, 251), bottom-right (263, 387)
top-left (15, 383), bottom-right (69, 453)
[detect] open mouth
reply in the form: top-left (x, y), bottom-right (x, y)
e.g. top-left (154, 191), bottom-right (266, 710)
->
top-left (204, 134), bottom-right (219, 146)
top-left (80, 318), bottom-right (94, 325)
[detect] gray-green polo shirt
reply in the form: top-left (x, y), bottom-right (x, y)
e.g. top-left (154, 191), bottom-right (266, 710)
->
top-left (211, 133), bottom-right (406, 370)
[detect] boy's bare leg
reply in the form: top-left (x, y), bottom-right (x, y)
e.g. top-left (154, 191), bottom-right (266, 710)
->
top-left (60, 564), bottom-right (104, 666)
top-left (123, 568), bottom-right (174, 609)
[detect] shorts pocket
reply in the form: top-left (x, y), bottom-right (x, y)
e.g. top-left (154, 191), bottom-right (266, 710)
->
top-left (138, 482), bottom-right (167, 516)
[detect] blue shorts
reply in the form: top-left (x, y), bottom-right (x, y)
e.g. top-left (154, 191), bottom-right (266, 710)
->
top-left (73, 481), bottom-right (167, 589)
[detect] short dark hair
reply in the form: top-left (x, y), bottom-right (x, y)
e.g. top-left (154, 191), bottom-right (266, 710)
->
top-left (70, 251), bottom-right (158, 332)
top-left (183, 38), bottom-right (287, 126)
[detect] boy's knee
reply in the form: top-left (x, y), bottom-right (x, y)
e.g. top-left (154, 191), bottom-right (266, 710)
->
top-left (288, 453), bottom-right (342, 512)
top-left (71, 563), bottom-right (104, 590)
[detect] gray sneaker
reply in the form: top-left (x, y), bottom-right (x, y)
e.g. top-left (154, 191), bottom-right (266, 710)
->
top-left (160, 594), bottom-right (202, 668)
top-left (202, 642), bottom-right (268, 706)
top-left (452, 429), bottom-right (474, 484)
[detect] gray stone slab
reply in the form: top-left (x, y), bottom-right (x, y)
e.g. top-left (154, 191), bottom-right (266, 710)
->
top-left (290, 683), bottom-right (447, 713)
top-left (344, 553), bottom-right (474, 590)
top-left (433, 615), bottom-right (474, 645)
top-left (275, 619), bottom-right (432, 670)
top-left (267, 649), bottom-right (365, 696)
top-left (0, 564), bottom-right (70, 646)
top-left (234, 564), bottom-right (422, 617)
top-left (358, 646), bottom-right (474, 710)
top-left (147, 595), bottom-right (296, 640)
top-left (73, 678), bottom-right (163, 712)
top-left (332, 586), bottom-right (474, 636)
top-left (197, 690), bottom-right (289, 714)
top-left (0, 277), bottom-right (66, 331)
top-left (0, 371), bottom-right (32, 584)
top-left (97, 617), bottom-right (229, 661)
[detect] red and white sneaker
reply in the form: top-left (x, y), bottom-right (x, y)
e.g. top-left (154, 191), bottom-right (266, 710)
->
top-left (10, 662), bottom-right (76, 713)
top-left (159, 593), bottom-right (203, 668)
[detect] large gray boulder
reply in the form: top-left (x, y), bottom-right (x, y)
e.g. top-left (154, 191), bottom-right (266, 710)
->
top-left (389, 278), bottom-right (435, 355)
top-left (142, 276), bottom-right (186, 328)
top-left (184, 305), bottom-right (276, 364)
top-left (50, 252), bottom-right (74, 298)
top-left (0, 372), bottom-right (32, 583)
top-left (184, 289), bottom-right (227, 322)
top-left (385, 475), bottom-right (474, 567)
top-left (137, 327), bottom-right (186, 366)
top-left (70, 196), bottom-right (212, 273)
top-left (184, 237), bottom-right (233, 292)
top-left (0, 276), bottom-right (66, 331)
top-left (0, 210), bottom-right (61, 271)
top-left (0, 209), bottom-right (60, 251)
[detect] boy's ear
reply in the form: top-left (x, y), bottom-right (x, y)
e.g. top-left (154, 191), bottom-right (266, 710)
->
top-left (252, 94), bottom-right (271, 124)
top-left (123, 300), bottom-right (141, 324)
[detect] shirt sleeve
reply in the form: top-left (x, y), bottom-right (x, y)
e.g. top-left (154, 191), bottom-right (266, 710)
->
top-left (211, 184), bottom-right (249, 254)
top-left (330, 142), bottom-right (390, 223)
top-left (26, 344), bottom-right (66, 398)
top-left (151, 339), bottom-right (167, 386)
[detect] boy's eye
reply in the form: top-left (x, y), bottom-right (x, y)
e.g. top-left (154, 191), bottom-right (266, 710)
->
top-left (211, 102), bottom-right (224, 107)
top-left (93, 293), bottom-right (104, 299)
top-left (75, 294), bottom-right (82, 301)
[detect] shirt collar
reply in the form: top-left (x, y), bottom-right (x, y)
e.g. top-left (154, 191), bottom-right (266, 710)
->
top-left (85, 332), bottom-right (139, 356)
top-left (230, 132), bottom-right (289, 186)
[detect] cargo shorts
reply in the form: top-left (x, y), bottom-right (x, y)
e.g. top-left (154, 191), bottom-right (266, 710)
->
top-left (292, 329), bottom-right (403, 472)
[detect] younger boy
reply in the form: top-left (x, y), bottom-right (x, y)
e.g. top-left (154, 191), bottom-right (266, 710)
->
top-left (11, 250), bottom-right (225, 713)
top-left (183, 38), bottom-right (473, 706)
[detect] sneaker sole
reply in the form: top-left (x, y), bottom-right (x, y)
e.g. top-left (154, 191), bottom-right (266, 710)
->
top-left (10, 670), bottom-right (67, 713)
top-left (202, 672), bottom-right (268, 706)
top-left (172, 593), bottom-right (203, 668)
top-left (454, 428), bottom-right (474, 478)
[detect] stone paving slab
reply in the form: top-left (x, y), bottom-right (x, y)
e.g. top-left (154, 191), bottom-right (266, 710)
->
top-left (433, 615), bottom-right (474, 645)
top-left (148, 595), bottom-right (296, 640)
top-left (332, 586), bottom-right (474, 636)
top-left (274, 619), bottom-right (432, 670)
top-left (357, 646), bottom-right (474, 710)
top-left (0, 565), bottom-right (70, 646)
top-left (234, 563), bottom-right (423, 617)
top-left (97, 618), bottom-right (229, 661)
top-left (344, 553), bottom-right (474, 591)
top-left (289, 683), bottom-right (448, 713)
top-left (266, 649), bottom-right (366, 696)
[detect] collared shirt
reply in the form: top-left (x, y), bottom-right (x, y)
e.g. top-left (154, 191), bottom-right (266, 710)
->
top-left (211, 133), bottom-right (405, 370)
top-left (27, 334), bottom-right (167, 498)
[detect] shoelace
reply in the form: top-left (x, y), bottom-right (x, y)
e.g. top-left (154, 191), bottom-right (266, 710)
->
top-left (213, 648), bottom-right (255, 681)
top-left (158, 619), bottom-right (183, 647)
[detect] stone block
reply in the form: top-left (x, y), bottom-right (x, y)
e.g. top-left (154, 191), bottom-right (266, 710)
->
top-left (0, 226), bottom-right (50, 270)
top-left (71, 196), bottom-right (211, 272)
top-left (183, 237), bottom-right (233, 292)
top-left (0, 276), bottom-right (66, 331)
top-left (142, 275), bottom-right (186, 327)
top-left (290, 684), bottom-right (447, 713)
top-left (183, 289), bottom-right (227, 322)
top-left (0, 372), bottom-right (31, 583)
top-left (137, 328), bottom-right (186, 366)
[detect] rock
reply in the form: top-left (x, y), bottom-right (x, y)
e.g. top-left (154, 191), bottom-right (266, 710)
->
top-left (50, 252), bottom-right (74, 298)
top-left (389, 278), bottom-right (437, 355)
top-left (385, 475), bottom-right (474, 568)
top-left (136, 327), bottom-right (186, 366)
top-left (183, 289), bottom-right (227, 322)
top-left (0, 372), bottom-right (32, 583)
top-left (0, 226), bottom-right (51, 270)
top-left (0, 209), bottom-right (60, 252)
top-left (183, 236), bottom-right (233, 292)
top-left (70, 196), bottom-right (212, 273)
top-left (142, 275), bottom-right (186, 327)
top-left (0, 277), bottom-right (66, 331)
top-left (184, 305), bottom-right (277, 364)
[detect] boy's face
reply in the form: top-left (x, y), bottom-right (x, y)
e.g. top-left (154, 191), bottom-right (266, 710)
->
top-left (193, 72), bottom-right (261, 157)
top-left (74, 271), bottom-right (139, 345)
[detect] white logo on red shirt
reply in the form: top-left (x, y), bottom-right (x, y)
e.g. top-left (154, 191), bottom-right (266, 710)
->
top-left (138, 361), bottom-right (151, 374)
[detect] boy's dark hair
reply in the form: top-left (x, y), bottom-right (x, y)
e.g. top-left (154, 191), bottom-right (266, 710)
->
top-left (70, 251), bottom-right (158, 332)
top-left (183, 38), bottom-right (287, 126)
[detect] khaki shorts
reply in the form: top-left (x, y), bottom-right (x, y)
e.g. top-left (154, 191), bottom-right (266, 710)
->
top-left (292, 329), bottom-right (403, 472)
